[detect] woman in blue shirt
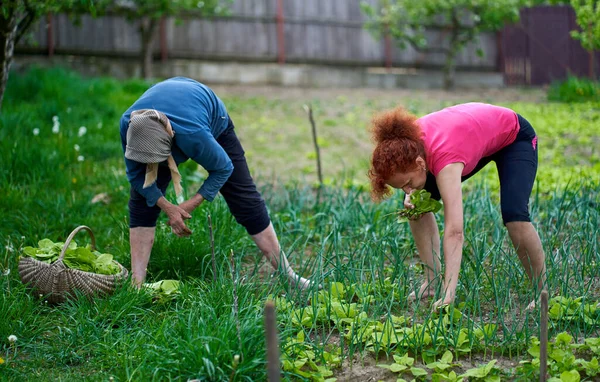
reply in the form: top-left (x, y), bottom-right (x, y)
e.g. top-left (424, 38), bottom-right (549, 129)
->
top-left (120, 77), bottom-right (313, 289)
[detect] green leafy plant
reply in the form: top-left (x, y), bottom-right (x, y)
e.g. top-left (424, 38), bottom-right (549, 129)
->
top-left (460, 359), bottom-right (501, 381)
top-left (143, 279), bottom-right (181, 302)
top-left (398, 190), bottom-right (443, 222)
top-left (22, 238), bottom-right (120, 275)
top-left (548, 296), bottom-right (599, 326)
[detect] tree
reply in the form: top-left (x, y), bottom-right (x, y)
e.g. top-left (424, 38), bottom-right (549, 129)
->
top-left (361, 0), bottom-right (533, 89)
top-left (0, 1), bottom-right (93, 110)
top-left (569, 0), bottom-right (600, 78)
top-left (95, 0), bottom-right (230, 80)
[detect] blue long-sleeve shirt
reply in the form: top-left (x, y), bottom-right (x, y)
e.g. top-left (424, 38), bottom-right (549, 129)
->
top-left (120, 77), bottom-right (233, 206)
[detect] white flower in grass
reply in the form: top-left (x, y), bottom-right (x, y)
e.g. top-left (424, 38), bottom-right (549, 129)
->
top-left (74, 144), bottom-right (80, 152)
top-left (97, 122), bottom-right (103, 129)
top-left (33, 128), bottom-right (40, 136)
top-left (78, 126), bottom-right (87, 137)
top-left (8, 335), bottom-right (17, 343)
top-left (66, 107), bottom-right (71, 114)
top-left (77, 155), bottom-right (85, 162)
top-left (5, 243), bottom-right (14, 252)
top-left (52, 115), bottom-right (60, 134)
top-left (2, 268), bottom-right (10, 276)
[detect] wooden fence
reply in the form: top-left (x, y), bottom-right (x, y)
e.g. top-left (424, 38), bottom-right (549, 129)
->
top-left (502, 5), bottom-right (600, 85)
top-left (17, 0), bottom-right (498, 71)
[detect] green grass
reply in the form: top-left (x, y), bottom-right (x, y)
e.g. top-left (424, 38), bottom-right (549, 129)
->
top-left (1, 67), bottom-right (599, 381)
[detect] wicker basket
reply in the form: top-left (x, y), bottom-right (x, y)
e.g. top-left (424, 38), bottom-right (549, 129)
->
top-left (18, 225), bottom-right (129, 304)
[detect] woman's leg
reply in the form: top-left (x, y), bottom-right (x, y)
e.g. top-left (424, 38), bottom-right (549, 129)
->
top-left (496, 115), bottom-right (546, 305)
top-left (128, 164), bottom-right (172, 286)
top-left (217, 118), bottom-right (314, 289)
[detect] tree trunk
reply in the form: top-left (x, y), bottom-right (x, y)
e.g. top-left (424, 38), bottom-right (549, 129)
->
top-left (443, 12), bottom-right (463, 90)
top-left (139, 17), bottom-right (157, 80)
top-left (0, 7), bottom-right (18, 112)
top-left (443, 49), bottom-right (457, 90)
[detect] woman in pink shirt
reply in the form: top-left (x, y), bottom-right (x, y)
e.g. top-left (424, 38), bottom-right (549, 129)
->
top-left (369, 103), bottom-right (545, 310)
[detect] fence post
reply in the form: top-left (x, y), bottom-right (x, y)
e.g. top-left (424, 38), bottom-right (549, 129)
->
top-left (47, 13), bottom-right (54, 58)
top-left (160, 16), bottom-right (168, 62)
top-left (276, 0), bottom-right (285, 64)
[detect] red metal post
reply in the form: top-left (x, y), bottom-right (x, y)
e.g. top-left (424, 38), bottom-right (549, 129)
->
top-left (276, 0), bottom-right (285, 64)
top-left (384, 25), bottom-right (392, 71)
top-left (160, 16), bottom-right (168, 62)
top-left (47, 13), bottom-right (54, 58)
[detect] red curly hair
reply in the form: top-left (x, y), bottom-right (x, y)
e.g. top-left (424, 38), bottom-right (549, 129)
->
top-left (368, 107), bottom-right (425, 202)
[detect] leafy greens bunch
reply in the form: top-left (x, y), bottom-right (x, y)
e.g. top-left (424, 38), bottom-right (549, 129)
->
top-left (22, 239), bottom-right (121, 275)
top-left (398, 190), bottom-right (443, 222)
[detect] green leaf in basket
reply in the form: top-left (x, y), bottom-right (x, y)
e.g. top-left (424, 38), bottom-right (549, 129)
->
top-left (37, 239), bottom-right (55, 250)
top-left (63, 247), bottom-right (96, 272)
top-left (93, 253), bottom-right (120, 275)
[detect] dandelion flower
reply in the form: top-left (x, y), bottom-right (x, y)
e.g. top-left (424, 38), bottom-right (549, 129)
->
top-left (52, 115), bottom-right (60, 134)
top-left (33, 128), bottom-right (40, 136)
top-left (77, 155), bottom-right (85, 162)
top-left (78, 126), bottom-right (87, 137)
top-left (8, 335), bottom-right (17, 343)
top-left (74, 144), bottom-right (80, 151)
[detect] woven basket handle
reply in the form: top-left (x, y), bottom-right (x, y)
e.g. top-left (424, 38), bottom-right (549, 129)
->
top-left (57, 225), bottom-right (96, 262)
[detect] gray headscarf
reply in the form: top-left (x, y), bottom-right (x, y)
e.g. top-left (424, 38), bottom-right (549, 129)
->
top-left (125, 109), bottom-right (183, 203)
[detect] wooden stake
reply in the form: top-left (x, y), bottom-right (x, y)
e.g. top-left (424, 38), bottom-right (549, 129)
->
top-left (540, 289), bottom-right (549, 382)
top-left (303, 104), bottom-right (323, 188)
top-left (265, 300), bottom-right (281, 382)
top-left (208, 214), bottom-right (216, 282)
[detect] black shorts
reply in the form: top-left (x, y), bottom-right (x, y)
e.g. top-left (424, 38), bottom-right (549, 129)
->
top-left (423, 114), bottom-right (538, 224)
top-left (128, 117), bottom-right (271, 235)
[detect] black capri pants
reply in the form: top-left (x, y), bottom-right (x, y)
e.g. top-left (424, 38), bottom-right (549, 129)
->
top-left (423, 114), bottom-right (538, 224)
top-left (128, 117), bottom-right (271, 235)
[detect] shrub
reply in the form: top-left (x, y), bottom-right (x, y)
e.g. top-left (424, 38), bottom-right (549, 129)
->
top-left (547, 76), bottom-right (600, 103)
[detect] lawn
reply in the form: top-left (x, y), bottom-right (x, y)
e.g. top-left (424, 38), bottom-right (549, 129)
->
top-left (1, 67), bottom-right (599, 381)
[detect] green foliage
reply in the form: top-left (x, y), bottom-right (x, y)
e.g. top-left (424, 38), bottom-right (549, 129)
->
top-left (569, 0), bottom-right (600, 54)
top-left (548, 76), bottom-right (600, 102)
top-left (548, 296), bottom-right (599, 326)
top-left (22, 238), bottom-right (121, 275)
top-left (398, 190), bottom-right (443, 222)
top-left (93, 0), bottom-right (231, 20)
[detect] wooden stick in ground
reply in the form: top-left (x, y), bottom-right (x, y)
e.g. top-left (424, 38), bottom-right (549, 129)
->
top-left (303, 104), bottom-right (323, 188)
top-left (540, 289), bottom-right (549, 382)
top-left (208, 213), bottom-right (216, 282)
top-left (265, 300), bottom-right (281, 382)
top-left (230, 250), bottom-right (242, 352)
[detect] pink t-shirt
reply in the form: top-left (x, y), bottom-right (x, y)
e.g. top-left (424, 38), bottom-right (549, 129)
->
top-left (418, 103), bottom-right (520, 177)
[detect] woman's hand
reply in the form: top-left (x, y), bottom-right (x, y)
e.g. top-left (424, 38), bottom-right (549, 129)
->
top-left (404, 191), bottom-right (415, 209)
top-left (157, 197), bottom-right (192, 237)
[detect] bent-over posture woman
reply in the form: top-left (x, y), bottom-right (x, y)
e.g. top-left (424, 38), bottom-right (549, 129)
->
top-left (369, 102), bottom-right (546, 309)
